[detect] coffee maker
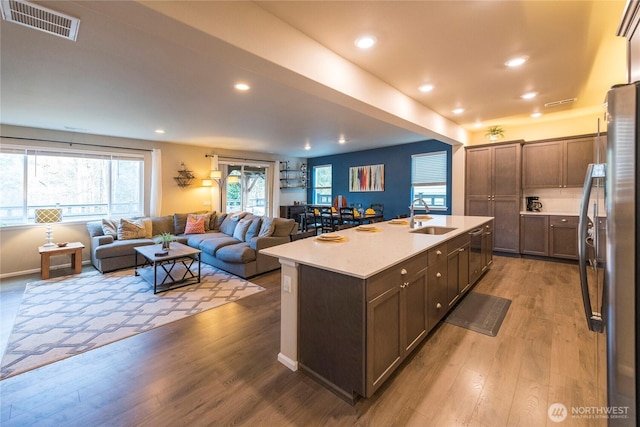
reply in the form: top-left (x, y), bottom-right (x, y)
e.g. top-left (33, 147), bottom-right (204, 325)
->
top-left (526, 196), bottom-right (543, 212)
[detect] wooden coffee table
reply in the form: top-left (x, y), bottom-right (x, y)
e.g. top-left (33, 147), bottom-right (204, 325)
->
top-left (134, 242), bottom-right (201, 293)
top-left (39, 242), bottom-right (85, 280)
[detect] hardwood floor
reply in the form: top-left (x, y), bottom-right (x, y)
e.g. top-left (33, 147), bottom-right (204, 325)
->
top-left (0, 256), bottom-right (607, 426)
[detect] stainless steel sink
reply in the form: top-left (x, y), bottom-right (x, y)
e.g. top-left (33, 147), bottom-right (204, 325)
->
top-left (410, 226), bottom-right (457, 235)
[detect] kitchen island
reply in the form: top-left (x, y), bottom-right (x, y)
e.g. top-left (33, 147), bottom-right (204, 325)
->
top-left (261, 214), bottom-right (494, 403)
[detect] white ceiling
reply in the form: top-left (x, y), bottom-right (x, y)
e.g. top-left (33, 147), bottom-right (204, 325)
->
top-left (0, 1), bottom-right (627, 157)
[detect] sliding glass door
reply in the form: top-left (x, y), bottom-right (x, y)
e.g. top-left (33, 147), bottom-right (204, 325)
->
top-left (223, 164), bottom-right (269, 215)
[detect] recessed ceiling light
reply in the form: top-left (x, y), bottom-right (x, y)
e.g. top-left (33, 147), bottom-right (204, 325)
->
top-left (473, 122), bottom-right (483, 128)
top-left (304, 143), bottom-right (311, 150)
top-left (418, 84), bottom-right (434, 93)
top-left (338, 136), bottom-right (346, 144)
top-left (234, 83), bottom-right (250, 91)
top-left (355, 35), bottom-right (377, 49)
top-left (155, 129), bottom-right (165, 134)
top-left (521, 91), bottom-right (537, 100)
top-left (505, 56), bottom-right (529, 68)
top-left (452, 108), bottom-right (465, 114)
top-left (531, 112), bottom-right (542, 118)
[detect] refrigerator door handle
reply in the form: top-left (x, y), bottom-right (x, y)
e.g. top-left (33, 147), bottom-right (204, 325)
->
top-left (578, 163), bottom-right (604, 333)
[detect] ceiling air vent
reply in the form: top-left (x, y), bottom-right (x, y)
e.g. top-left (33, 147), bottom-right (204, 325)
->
top-left (544, 98), bottom-right (577, 108)
top-left (1, 0), bottom-right (79, 41)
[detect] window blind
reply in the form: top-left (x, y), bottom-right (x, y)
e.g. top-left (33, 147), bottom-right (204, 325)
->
top-left (412, 151), bottom-right (446, 185)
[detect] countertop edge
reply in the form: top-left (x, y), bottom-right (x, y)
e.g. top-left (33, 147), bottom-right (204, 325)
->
top-left (261, 215), bottom-right (494, 279)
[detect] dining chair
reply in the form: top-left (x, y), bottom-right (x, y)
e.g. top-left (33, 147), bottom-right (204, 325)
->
top-left (370, 203), bottom-right (384, 215)
top-left (302, 206), bottom-right (321, 235)
top-left (320, 206), bottom-right (337, 233)
top-left (369, 203), bottom-right (384, 222)
top-left (339, 207), bottom-right (356, 228)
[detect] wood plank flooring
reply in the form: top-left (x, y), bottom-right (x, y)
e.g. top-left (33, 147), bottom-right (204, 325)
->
top-left (0, 256), bottom-right (607, 426)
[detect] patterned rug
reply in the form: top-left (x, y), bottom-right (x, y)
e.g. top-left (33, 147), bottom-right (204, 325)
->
top-left (0, 265), bottom-right (265, 379)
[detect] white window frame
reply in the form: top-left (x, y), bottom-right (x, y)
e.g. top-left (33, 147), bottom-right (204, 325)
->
top-left (0, 145), bottom-right (144, 226)
top-left (312, 164), bottom-right (332, 205)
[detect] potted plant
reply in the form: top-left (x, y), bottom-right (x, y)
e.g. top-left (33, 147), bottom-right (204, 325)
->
top-left (485, 126), bottom-right (505, 141)
top-left (155, 232), bottom-right (175, 250)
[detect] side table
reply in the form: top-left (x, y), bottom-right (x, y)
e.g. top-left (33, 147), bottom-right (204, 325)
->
top-left (38, 242), bottom-right (85, 280)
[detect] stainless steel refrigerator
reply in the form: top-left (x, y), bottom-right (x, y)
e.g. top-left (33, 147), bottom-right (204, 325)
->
top-left (579, 82), bottom-right (638, 425)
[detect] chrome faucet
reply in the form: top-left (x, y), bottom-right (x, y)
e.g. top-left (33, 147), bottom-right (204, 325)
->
top-left (409, 198), bottom-right (429, 228)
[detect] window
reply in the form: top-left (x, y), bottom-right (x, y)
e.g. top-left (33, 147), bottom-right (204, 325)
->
top-left (223, 163), bottom-right (269, 215)
top-left (0, 146), bottom-right (144, 226)
top-left (312, 165), bottom-right (332, 205)
top-left (411, 151), bottom-right (448, 210)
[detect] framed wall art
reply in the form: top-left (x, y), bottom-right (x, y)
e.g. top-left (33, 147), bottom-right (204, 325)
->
top-left (349, 164), bottom-right (384, 192)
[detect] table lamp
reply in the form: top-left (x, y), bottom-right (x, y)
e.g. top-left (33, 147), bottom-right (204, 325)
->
top-left (35, 208), bottom-right (62, 247)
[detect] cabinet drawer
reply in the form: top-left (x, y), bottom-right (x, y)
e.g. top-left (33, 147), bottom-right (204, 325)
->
top-left (367, 252), bottom-right (428, 301)
top-left (427, 243), bottom-right (447, 266)
top-left (447, 233), bottom-right (470, 254)
top-left (549, 216), bottom-right (578, 227)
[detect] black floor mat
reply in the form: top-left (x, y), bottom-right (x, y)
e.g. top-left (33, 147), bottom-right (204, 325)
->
top-left (445, 292), bottom-right (512, 337)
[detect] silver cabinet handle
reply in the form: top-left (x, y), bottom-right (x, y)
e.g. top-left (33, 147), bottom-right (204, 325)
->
top-left (436, 250), bottom-right (442, 255)
top-left (436, 303), bottom-right (442, 309)
top-left (458, 248), bottom-right (465, 252)
top-left (561, 218), bottom-right (568, 222)
top-left (400, 268), bottom-right (407, 275)
top-left (436, 272), bottom-right (442, 278)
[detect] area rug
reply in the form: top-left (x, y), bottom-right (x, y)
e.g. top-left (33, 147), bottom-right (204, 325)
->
top-left (0, 265), bottom-right (265, 379)
top-left (444, 292), bottom-right (511, 337)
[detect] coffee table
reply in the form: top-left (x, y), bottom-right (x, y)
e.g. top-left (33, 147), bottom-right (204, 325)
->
top-left (134, 242), bottom-right (201, 294)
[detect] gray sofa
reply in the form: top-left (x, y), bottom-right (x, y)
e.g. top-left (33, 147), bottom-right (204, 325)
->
top-left (86, 212), bottom-right (297, 278)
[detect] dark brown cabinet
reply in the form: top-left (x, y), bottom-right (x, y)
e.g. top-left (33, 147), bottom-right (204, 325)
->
top-left (297, 252), bottom-right (431, 402)
top-left (522, 136), bottom-right (598, 189)
top-left (466, 142), bottom-right (522, 253)
top-left (520, 215), bottom-right (549, 256)
top-left (446, 234), bottom-right (470, 307)
top-left (280, 205), bottom-right (307, 229)
top-left (427, 243), bottom-right (448, 331)
top-left (366, 255), bottom-right (428, 395)
top-left (520, 214), bottom-right (579, 260)
top-left (549, 216), bottom-right (579, 259)
top-left (366, 279), bottom-right (402, 394)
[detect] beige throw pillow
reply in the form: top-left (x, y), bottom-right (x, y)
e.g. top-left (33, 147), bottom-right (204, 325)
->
top-left (117, 218), bottom-right (147, 240)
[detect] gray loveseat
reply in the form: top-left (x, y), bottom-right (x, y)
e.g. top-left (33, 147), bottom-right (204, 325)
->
top-left (86, 212), bottom-right (297, 278)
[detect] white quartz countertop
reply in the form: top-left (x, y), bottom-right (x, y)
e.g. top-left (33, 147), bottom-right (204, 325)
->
top-left (261, 215), bottom-right (493, 279)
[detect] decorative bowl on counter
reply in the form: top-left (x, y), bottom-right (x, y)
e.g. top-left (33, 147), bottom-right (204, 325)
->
top-left (56, 242), bottom-right (68, 247)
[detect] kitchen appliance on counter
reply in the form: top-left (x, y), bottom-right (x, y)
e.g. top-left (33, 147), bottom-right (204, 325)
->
top-left (526, 196), bottom-right (543, 211)
top-left (578, 82), bottom-right (638, 425)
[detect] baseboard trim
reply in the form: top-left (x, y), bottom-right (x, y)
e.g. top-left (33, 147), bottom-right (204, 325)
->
top-left (0, 260), bottom-right (91, 280)
top-left (277, 352), bottom-right (298, 371)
